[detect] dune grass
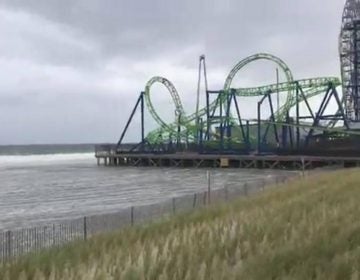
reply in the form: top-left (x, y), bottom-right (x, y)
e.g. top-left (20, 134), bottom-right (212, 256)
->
top-left (1, 169), bottom-right (360, 279)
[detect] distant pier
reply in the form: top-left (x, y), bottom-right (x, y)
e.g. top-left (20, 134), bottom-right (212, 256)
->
top-left (95, 149), bottom-right (360, 170)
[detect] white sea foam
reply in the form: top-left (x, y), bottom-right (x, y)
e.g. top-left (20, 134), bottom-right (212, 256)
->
top-left (0, 153), bottom-right (94, 167)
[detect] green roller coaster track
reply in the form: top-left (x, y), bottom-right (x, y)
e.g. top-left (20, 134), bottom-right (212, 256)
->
top-left (143, 53), bottom-right (342, 144)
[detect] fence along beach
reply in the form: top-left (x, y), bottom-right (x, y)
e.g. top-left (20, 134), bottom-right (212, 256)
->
top-left (0, 172), bottom-right (297, 262)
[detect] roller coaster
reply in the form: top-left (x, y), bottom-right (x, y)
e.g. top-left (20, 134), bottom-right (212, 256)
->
top-left (114, 52), bottom-right (353, 156)
top-left (109, 0), bottom-right (360, 157)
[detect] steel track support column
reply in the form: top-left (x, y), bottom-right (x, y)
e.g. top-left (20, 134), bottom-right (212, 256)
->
top-left (257, 101), bottom-right (261, 154)
top-left (305, 86), bottom-right (332, 146)
top-left (206, 90), bottom-right (210, 141)
top-left (287, 111), bottom-right (294, 149)
top-left (296, 83), bottom-right (300, 149)
top-left (354, 22), bottom-right (360, 121)
top-left (332, 84), bottom-right (349, 129)
top-left (177, 113), bottom-right (181, 149)
top-left (226, 91), bottom-right (232, 150)
top-left (140, 92), bottom-right (145, 149)
top-left (246, 120), bottom-right (250, 151)
top-left (219, 91), bottom-right (224, 151)
top-left (299, 86), bottom-right (315, 121)
top-left (257, 95), bottom-right (267, 154)
top-left (261, 93), bottom-right (277, 146)
top-left (232, 89), bottom-right (247, 148)
top-left (168, 133), bottom-right (173, 152)
top-left (282, 124), bottom-right (287, 149)
top-left (199, 118), bottom-right (204, 153)
top-left (267, 93), bottom-right (279, 145)
top-left (318, 86), bottom-right (333, 117)
top-left (117, 92), bottom-right (143, 149)
top-left (196, 117), bottom-right (200, 144)
top-left (288, 117), bottom-right (294, 150)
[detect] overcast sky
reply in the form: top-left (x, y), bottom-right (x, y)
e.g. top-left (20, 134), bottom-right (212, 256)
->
top-left (0, 0), bottom-right (346, 144)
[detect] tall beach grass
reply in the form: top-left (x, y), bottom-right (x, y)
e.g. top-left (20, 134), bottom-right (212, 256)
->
top-left (1, 169), bottom-right (360, 279)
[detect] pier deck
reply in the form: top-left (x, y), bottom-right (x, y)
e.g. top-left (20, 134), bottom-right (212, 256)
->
top-left (95, 151), bottom-right (360, 170)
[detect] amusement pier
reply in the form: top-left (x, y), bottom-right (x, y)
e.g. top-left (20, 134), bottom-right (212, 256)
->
top-left (96, 0), bottom-right (360, 170)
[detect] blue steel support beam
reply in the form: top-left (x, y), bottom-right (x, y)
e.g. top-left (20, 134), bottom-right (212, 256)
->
top-left (296, 84), bottom-right (300, 149)
top-left (117, 92), bottom-right (144, 148)
top-left (232, 89), bottom-right (247, 148)
top-left (257, 95), bottom-right (268, 154)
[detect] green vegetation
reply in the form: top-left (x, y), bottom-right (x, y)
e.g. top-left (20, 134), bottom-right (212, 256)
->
top-left (2, 169), bottom-right (360, 279)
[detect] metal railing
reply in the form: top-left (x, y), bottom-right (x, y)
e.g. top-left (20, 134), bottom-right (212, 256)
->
top-left (0, 173), bottom-right (299, 263)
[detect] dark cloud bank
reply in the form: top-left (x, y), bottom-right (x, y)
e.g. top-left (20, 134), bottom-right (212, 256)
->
top-left (0, 0), bottom-right (345, 144)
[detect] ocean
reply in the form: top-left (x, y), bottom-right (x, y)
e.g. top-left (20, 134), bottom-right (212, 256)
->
top-left (0, 144), bottom-right (291, 230)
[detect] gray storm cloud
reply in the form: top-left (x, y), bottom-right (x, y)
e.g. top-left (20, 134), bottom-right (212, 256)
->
top-left (0, 0), bottom-right (346, 144)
